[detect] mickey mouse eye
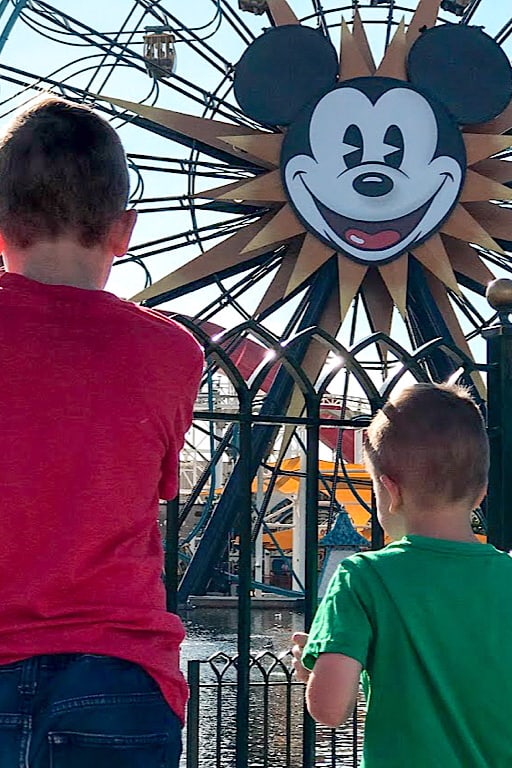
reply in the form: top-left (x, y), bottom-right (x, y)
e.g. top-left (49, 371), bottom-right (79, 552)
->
top-left (342, 124), bottom-right (364, 169)
top-left (383, 125), bottom-right (404, 170)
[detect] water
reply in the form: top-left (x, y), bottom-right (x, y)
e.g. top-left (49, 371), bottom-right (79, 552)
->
top-left (180, 606), bottom-right (304, 663)
top-left (179, 607), bottom-right (364, 768)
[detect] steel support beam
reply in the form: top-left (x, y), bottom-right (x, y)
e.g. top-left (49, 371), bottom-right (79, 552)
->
top-left (484, 283), bottom-right (512, 551)
top-left (0, 0), bottom-right (30, 55)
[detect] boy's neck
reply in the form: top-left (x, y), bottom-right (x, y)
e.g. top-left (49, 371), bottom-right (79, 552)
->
top-left (398, 507), bottom-right (479, 544)
top-left (403, 520), bottom-right (479, 544)
top-left (2, 238), bottom-right (112, 290)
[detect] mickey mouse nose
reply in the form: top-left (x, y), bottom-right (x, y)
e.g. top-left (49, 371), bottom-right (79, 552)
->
top-left (353, 172), bottom-right (393, 197)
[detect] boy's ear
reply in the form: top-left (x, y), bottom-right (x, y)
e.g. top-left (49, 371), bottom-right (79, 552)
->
top-left (380, 474), bottom-right (402, 512)
top-left (109, 209), bottom-right (137, 258)
top-left (473, 484), bottom-right (487, 509)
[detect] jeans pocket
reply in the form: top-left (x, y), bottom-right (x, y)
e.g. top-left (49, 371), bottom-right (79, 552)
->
top-left (0, 715), bottom-right (24, 764)
top-left (48, 731), bottom-right (170, 768)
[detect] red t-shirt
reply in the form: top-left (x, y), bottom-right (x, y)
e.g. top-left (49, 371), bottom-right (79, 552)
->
top-left (0, 272), bottom-right (203, 723)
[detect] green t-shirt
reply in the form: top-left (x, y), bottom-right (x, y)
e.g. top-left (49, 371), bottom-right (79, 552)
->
top-left (303, 535), bottom-right (512, 767)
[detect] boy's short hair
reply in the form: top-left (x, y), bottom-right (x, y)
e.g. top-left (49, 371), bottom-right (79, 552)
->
top-left (364, 383), bottom-right (489, 505)
top-left (0, 95), bottom-right (129, 248)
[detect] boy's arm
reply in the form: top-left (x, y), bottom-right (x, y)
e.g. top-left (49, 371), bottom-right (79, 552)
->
top-left (306, 653), bottom-right (361, 728)
top-left (293, 558), bottom-right (372, 727)
top-left (291, 631), bottom-right (311, 683)
top-left (292, 631), bottom-right (361, 727)
top-left (159, 338), bottom-right (204, 500)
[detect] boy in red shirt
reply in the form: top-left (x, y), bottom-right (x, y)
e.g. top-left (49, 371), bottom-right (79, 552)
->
top-left (0, 96), bottom-right (203, 767)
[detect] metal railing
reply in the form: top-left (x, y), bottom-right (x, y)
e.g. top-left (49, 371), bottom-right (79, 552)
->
top-left (185, 651), bottom-right (364, 768)
top-left (162, 310), bottom-right (512, 767)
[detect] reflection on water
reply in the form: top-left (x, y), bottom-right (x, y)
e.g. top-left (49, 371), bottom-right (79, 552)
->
top-left (179, 608), bottom-right (364, 767)
top-left (180, 606), bottom-right (304, 662)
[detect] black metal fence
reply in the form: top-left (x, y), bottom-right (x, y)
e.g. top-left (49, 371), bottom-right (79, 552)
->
top-left (185, 651), bottom-right (363, 768)
top-left (162, 312), bottom-right (512, 767)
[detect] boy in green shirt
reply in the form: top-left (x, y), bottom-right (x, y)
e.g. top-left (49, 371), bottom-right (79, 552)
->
top-left (292, 383), bottom-right (512, 767)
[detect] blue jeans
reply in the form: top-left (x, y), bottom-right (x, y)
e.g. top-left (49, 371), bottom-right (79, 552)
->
top-left (0, 653), bottom-right (182, 767)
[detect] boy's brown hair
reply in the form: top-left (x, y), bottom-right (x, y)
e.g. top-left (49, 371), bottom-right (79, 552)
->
top-left (0, 95), bottom-right (129, 249)
top-left (364, 383), bottom-right (489, 505)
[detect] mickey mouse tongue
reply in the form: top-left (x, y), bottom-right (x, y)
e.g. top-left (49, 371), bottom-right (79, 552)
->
top-left (345, 228), bottom-right (401, 250)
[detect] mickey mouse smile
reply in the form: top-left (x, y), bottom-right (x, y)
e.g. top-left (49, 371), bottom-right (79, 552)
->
top-left (311, 182), bottom-right (447, 252)
top-left (316, 195), bottom-right (431, 251)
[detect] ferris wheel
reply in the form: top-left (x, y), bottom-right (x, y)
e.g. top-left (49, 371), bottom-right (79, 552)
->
top-left (0, 0), bottom-right (508, 349)
top-left (0, 0), bottom-right (510, 596)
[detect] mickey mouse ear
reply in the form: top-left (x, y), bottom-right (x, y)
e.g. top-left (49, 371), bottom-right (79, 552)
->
top-left (234, 25), bottom-right (338, 126)
top-left (407, 25), bottom-right (512, 125)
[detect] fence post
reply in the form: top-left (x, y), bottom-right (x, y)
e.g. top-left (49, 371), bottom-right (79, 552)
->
top-left (484, 279), bottom-right (512, 551)
top-left (235, 401), bottom-right (252, 768)
top-left (165, 490), bottom-right (180, 614)
top-left (302, 400), bottom-right (320, 768)
top-left (186, 660), bottom-right (200, 767)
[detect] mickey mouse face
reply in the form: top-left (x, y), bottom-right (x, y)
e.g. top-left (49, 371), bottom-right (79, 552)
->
top-left (282, 78), bottom-right (465, 264)
top-left (234, 22), bottom-right (512, 266)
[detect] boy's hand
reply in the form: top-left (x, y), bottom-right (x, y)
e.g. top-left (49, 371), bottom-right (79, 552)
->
top-left (291, 631), bottom-right (310, 683)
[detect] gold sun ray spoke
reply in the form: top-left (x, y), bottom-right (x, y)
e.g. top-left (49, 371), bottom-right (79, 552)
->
top-left (193, 179), bottom-right (254, 200)
top-left (405, 0), bottom-right (441, 50)
top-left (219, 134), bottom-right (283, 168)
top-left (375, 18), bottom-right (407, 80)
top-left (288, 286), bottom-right (341, 411)
top-left (441, 235), bottom-right (495, 288)
top-left (283, 286), bottom-right (341, 438)
top-left (195, 170), bottom-right (286, 205)
top-left (448, 236), bottom-right (498, 286)
top-left (378, 256), bottom-right (409, 318)
top-left (464, 202), bottom-right (512, 241)
top-left (338, 255), bottom-right (368, 322)
top-left (440, 204), bottom-right (505, 254)
top-left (424, 272), bottom-right (485, 396)
top-left (283, 389), bottom-right (305, 436)
top-left (459, 169), bottom-right (512, 203)
top-left (467, 102), bottom-right (512, 136)
top-left (241, 205), bottom-right (306, 254)
top-left (285, 234), bottom-right (335, 296)
top-left (306, 282), bottom-right (341, 348)
top-left (100, 97), bottom-right (263, 166)
top-left (130, 215), bottom-right (275, 303)
top-left (280, 286), bottom-right (341, 441)
top-left (472, 159), bottom-right (512, 184)
top-left (361, 269), bottom-right (394, 337)
top-left (255, 248), bottom-right (298, 316)
top-left (215, 170), bottom-right (285, 203)
top-left (266, 0), bottom-right (299, 25)
top-left (464, 134), bottom-right (512, 166)
top-left (339, 18), bottom-right (373, 80)
top-left (274, 425), bottom-right (297, 470)
top-left (352, 9), bottom-right (376, 74)
top-left (411, 234), bottom-right (460, 294)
